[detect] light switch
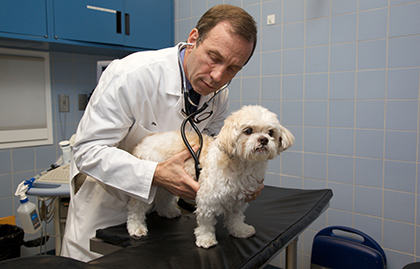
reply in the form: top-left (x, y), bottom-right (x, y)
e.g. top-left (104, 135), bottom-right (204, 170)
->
top-left (59, 95), bottom-right (69, 112)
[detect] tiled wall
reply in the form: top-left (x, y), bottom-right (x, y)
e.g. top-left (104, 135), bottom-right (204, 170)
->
top-left (1, 0), bottom-right (418, 266)
top-left (0, 50), bottom-right (116, 256)
top-left (176, 0), bottom-right (420, 268)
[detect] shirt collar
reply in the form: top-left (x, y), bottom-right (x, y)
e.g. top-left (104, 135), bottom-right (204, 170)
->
top-left (180, 48), bottom-right (193, 91)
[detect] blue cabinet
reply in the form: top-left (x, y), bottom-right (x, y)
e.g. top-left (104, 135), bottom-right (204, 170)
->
top-left (53, 0), bottom-right (173, 49)
top-left (124, 0), bottom-right (173, 49)
top-left (0, 0), bottom-right (173, 51)
top-left (53, 0), bottom-right (125, 46)
top-left (0, 0), bottom-right (48, 39)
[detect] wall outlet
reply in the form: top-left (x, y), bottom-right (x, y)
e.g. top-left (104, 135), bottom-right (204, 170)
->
top-left (267, 14), bottom-right (275, 25)
top-left (59, 94), bottom-right (69, 112)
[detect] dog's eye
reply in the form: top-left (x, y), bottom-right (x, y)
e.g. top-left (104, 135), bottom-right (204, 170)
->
top-left (244, 128), bottom-right (253, 135)
top-left (268, 130), bottom-right (274, 137)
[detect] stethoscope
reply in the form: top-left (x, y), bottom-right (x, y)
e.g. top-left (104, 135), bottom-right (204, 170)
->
top-left (177, 42), bottom-right (230, 180)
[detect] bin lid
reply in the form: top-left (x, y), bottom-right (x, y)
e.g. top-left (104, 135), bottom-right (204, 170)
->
top-left (0, 224), bottom-right (24, 246)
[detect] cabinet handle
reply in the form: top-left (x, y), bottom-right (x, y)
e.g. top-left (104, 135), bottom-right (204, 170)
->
top-left (116, 11), bottom-right (122, 34)
top-left (125, 13), bottom-right (130, 36)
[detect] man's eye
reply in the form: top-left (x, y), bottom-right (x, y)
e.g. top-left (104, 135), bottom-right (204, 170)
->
top-left (209, 54), bottom-right (220, 63)
top-left (229, 66), bottom-right (241, 73)
top-left (244, 128), bottom-right (253, 135)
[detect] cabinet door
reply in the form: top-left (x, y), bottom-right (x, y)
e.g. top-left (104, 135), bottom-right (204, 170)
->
top-left (124, 0), bottom-right (173, 49)
top-left (0, 0), bottom-right (48, 38)
top-left (53, 0), bottom-right (124, 45)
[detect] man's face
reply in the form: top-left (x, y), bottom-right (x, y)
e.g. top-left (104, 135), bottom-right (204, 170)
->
top-left (183, 21), bottom-right (254, 96)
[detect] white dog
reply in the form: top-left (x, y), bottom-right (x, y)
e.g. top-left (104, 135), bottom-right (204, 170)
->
top-left (126, 105), bottom-right (294, 248)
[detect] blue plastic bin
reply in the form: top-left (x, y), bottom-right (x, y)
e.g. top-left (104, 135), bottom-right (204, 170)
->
top-left (311, 226), bottom-right (386, 269)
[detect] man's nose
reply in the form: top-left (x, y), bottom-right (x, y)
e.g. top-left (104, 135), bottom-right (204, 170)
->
top-left (210, 65), bottom-right (226, 83)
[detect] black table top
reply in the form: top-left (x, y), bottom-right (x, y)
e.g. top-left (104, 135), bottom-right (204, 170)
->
top-left (89, 186), bottom-right (333, 269)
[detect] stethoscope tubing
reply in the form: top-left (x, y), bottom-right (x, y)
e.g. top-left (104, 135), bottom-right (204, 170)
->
top-left (180, 103), bottom-right (208, 180)
top-left (178, 42), bottom-right (230, 181)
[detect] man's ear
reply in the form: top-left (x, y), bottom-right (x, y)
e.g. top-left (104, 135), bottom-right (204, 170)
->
top-left (187, 28), bottom-right (199, 45)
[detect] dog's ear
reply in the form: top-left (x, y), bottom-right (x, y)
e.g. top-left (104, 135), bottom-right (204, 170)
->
top-left (278, 125), bottom-right (294, 153)
top-left (216, 118), bottom-right (238, 158)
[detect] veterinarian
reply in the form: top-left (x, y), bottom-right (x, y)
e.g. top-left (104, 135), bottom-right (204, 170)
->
top-left (61, 5), bottom-right (258, 262)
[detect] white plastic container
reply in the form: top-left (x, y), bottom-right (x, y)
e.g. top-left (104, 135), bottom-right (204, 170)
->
top-left (17, 197), bottom-right (41, 234)
top-left (59, 140), bottom-right (71, 164)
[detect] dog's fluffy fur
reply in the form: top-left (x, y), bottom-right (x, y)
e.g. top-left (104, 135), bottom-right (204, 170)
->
top-left (127, 105), bottom-right (294, 248)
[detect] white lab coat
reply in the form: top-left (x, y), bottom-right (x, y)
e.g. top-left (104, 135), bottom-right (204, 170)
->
top-left (60, 43), bottom-right (229, 262)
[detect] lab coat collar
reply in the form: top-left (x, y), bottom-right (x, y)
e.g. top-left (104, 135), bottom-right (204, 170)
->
top-left (163, 44), bottom-right (183, 97)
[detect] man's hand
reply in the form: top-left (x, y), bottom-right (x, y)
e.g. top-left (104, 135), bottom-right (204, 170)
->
top-left (153, 146), bottom-right (200, 200)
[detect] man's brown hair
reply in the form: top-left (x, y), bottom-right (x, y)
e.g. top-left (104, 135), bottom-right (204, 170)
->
top-left (195, 5), bottom-right (257, 65)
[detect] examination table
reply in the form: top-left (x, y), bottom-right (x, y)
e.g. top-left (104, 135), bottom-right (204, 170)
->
top-left (0, 186), bottom-right (332, 269)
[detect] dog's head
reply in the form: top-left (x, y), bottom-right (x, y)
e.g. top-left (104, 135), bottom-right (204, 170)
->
top-left (216, 105), bottom-right (294, 161)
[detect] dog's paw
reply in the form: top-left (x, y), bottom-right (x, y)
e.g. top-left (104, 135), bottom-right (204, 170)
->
top-left (229, 223), bottom-right (256, 238)
top-left (156, 206), bottom-right (181, 219)
top-left (195, 234), bottom-right (218, 248)
top-left (127, 223), bottom-right (148, 238)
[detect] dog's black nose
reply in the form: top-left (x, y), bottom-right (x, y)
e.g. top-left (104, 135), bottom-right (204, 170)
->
top-left (258, 137), bottom-right (268, 145)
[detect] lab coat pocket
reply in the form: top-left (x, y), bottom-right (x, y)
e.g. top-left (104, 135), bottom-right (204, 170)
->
top-left (71, 177), bottom-right (127, 228)
top-left (71, 176), bottom-right (96, 213)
